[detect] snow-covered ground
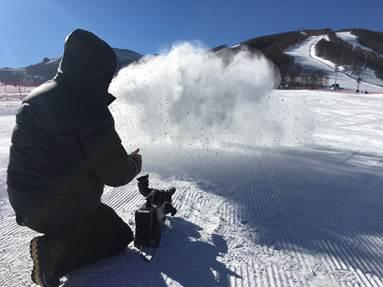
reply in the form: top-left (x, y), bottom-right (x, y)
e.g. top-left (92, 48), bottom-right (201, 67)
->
top-left (1, 89), bottom-right (383, 286)
top-left (285, 36), bottom-right (383, 91)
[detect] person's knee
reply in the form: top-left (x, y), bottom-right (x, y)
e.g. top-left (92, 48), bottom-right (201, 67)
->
top-left (96, 204), bottom-right (133, 249)
top-left (107, 226), bottom-right (132, 256)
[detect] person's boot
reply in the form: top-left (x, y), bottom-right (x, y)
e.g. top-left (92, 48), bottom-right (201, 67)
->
top-left (30, 236), bottom-right (61, 287)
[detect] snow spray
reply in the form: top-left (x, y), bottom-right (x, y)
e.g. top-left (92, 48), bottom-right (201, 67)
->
top-left (109, 42), bottom-right (313, 150)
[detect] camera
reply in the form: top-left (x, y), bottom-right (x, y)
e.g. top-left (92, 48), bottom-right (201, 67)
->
top-left (134, 174), bottom-right (177, 249)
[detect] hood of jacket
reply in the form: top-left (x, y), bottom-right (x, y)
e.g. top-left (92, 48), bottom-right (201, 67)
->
top-left (55, 29), bottom-right (117, 104)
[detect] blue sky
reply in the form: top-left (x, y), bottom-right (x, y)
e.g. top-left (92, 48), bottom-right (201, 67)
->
top-left (1, 0), bottom-right (383, 67)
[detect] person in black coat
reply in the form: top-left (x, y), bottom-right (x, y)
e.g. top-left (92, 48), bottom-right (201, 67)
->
top-left (7, 29), bottom-right (141, 287)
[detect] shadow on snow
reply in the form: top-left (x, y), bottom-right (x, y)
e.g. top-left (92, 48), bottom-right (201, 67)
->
top-left (145, 144), bottom-right (383, 278)
top-left (64, 217), bottom-right (241, 287)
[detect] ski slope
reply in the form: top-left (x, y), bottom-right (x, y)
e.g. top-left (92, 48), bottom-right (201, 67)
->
top-left (1, 89), bottom-right (383, 286)
top-left (335, 32), bottom-right (383, 87)
top-left (285, 36), bottom-right (383, 92)
top-left (336, 32), bottom-right (375, 54)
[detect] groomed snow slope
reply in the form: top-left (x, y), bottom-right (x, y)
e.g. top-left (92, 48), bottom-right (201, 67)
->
top-left (285, 36), bottom-right (383, 91)
top-left (1, 90), bottom-right (383, 286)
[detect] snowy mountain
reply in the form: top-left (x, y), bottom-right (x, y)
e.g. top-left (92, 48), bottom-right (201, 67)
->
top-left (0, 48), bottom-right (142, 86)
top-left (314, 30), bottom-right (383, 88)
top-left (285, 35), bottom-right (383, 92)
top-left (232, 28), bottom-right (383, 91)
top-left (2, 28), bottom-right (383, 91)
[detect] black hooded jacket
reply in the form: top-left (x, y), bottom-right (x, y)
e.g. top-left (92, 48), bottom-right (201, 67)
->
top-left (7, 29), bottom-right (141, 223)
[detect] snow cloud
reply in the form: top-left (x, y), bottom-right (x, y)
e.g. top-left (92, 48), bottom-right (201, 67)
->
top-left (109, 42), bottom-right (312, 149)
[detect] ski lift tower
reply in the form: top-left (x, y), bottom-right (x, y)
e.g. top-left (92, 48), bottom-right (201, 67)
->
top-left (356, 77), bottom-right (362, 93)
top-left (334, 66), bottom-right (339, 90)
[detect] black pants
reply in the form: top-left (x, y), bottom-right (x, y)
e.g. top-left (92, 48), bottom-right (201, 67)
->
top-left (17, 204), bottom-right (133, 277)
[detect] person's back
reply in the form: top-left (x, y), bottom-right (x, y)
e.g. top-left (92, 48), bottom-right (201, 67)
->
top-left (7, 29), bottom-right (141, 287)
top-left (8, 80), bottom-right (104, 223)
